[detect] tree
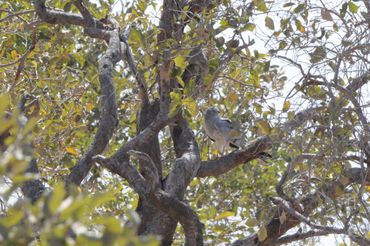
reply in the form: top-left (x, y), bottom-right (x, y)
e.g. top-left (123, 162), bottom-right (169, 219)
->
top-left (0, 0), bottom-right (369, 245)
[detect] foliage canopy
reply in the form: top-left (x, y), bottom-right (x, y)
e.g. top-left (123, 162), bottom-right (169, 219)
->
top-left (0, 0), bottom-right (370, 245)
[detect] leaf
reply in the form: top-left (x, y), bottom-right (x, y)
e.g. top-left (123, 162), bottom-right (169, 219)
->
top-left (310, 46), bottom-right (326, 63)
top-left (321, 9), bottom-right (333, 21)
top-left (279, 41), bottom-right (287, 49)
top-left (293, 4), bottom-right (305, 14)
top-left (66, 146), bottom-right (79, 155)
top-left (256, 120), bottom-right (271, 135)
top-left (283, 2), bottom-right (295, 7)
top-left (258, 226), bottom-right (268, 241)
top-left (265, 16), bottom-right (274, 30)
top-left (48, 182), bottom-right (66, 214)
top-left (229, 91), bottom-right (238, 103)
top-left (182, 97), bottom-right (197, 116)
top-left (254, 0), bottom-right (268, 12)
top-left (129, 27), bottom-right (145, 47)
top-left (282, 100), bottom-right (291, 112)
top-left (349, 1), bottom-right (359, 13)
top-left (295, 19), bottom-right (305, 33)
top-left (11, 50), bottom-right (18, 60)
top-left (334, 185), bottom-right (344, 196)
top-left (215, 211), bottom-right (234, 220)
top-left (176, 75), bottom-right (185, 87)
top-left (246, 218), bottom-right (258, 227)
top-left (244, 23), bottom-right (256, 31)
top-left (169, 92), bottom-right (181, 117)
top-left (85, 102), bottom-right (93, 111)
top-left (0, 208), bottom-right (23, 227)
top-left (279, 211), bottom-right (287, 224)
top-left (174, 55), bottom-right (188, 69)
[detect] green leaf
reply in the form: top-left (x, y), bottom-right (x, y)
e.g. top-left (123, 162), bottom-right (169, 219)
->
top-left (254, 0), bottom-right (268, 12)
top-left (129, 27), bottom-right (145, 47)
top-left (48, 182), bottom-right (66, 214)
top-left (174, 55), bottom-right (188, 69)
top-left (256, 119), bottom-right (271, 135)
top-left (0, 208), bottom-right (24, 227)
top-left (295, 19), bottom-right (305, 33)
top-left (293, 4), bottom-right (305, 14)
top-left (176, 75), bottom-right (185, 87)
top-left (169, 92), bottom-right (182, 117)
top-left (246, 218), bottom-right (258, 227)
top-left (244, 23), bottom-right (256, 31)
top-left (258, 226), bottom-right (268, 241)
top-left (182, 97), bottom-right (197, 116)
top-left (310, 46), bottom-right (326, 63)
top-left (279, 41), bottom-right (287, 49)
top-left (348, 1), bottom-right (359, 13)
top-left (215, 211), bottom-right (234, 220)
top-left (265, 16), bottom-right (274, 30)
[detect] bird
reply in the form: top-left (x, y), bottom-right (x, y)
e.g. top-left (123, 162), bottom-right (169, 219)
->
top-left (204, 107), bottom-right (242, 154)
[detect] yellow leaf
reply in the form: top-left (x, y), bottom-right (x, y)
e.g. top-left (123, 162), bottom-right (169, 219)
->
top-left (66, 146), bottom-right (79, 156)
top-left (258, 226), bottom-right (268, 241)
top-left (85, 102), bottom-right (93, 111)
top-left (215, 211), bottom-right (234, 220)
top-left (282, 100), bottom-right (291, 112)
top-left (230, 92), bottom-right (238, 103)
top-left (11, 50), bottom-right (18, 60)
top-left (182, 97), bottom-right (197, 116)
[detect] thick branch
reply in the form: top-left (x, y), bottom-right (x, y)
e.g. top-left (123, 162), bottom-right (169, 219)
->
top-left (166, 115), bottom-right (201, 198)
top-left (93, 155), bottom-right (203, 245)
top-left (66, 31), bottom-right (123, 186)
top-left (34, 0), bottom-right (105, 29)
top-left (197, 136), bottom-right (272, 177)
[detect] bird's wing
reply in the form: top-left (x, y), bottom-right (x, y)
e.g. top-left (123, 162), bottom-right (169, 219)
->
top-left (229, 142), bottom-right (239, 149)
top-left (214, 117), bottom-right (233, 130)
top-left (208, 136), bottom-right (215, 142)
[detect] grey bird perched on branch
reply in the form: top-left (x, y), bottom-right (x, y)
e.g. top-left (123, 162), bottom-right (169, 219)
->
top-left (204, 107), bottom-right (272, 159)
top-left (204, 107), bottom-right (242, 154)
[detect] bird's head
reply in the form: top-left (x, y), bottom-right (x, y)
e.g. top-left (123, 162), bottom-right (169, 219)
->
top-left (205, 107), bottom-right (220, 117)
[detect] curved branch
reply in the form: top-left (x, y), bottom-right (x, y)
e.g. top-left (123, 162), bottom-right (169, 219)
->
top-left (34, 0), bottom-right (105, 28)
top-left (165, 115), bottom-right (201, 198)
top-left (93, 154), bottom-right (203, 245)
top-left (128, 150), bottom-right (159, 191)
top-left (66, 31), bottom-right (123, 186)
top-left (196, 136), bottom-right (272, 177)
